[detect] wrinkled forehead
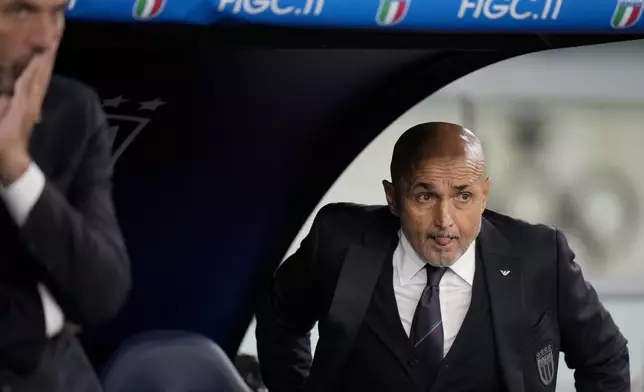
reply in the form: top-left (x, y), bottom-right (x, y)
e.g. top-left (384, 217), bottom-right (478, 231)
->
top-left (407, 156), bottom-right (484, 187)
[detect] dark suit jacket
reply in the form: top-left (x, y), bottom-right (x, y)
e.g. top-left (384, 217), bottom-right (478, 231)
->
top-left (0, 75), bottom-right (131, 375)
top-left (256, 203), bottom-right (629, 392)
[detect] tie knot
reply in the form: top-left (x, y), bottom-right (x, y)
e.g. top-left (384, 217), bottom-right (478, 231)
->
top-left (425, 264), bottom-right (446, 287)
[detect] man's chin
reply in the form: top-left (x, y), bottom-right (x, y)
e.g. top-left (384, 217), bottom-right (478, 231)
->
top-left (424, 256), bottom-right (458, 268)
top-left (423, 246), bottom-right (467, 267)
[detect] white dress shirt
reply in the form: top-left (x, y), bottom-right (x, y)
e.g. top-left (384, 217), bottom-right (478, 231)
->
top-left (393, 230), bottom-right (475, 357)
top-left (0, 162), bottom-right (64, 337)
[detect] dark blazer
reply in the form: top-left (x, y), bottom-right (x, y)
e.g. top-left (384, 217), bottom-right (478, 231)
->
top-left (256, 203), bottom-right (629, 392)
top-left (0, 75), bottom-right (131, 376)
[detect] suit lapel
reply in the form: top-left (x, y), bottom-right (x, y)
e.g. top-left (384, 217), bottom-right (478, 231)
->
top-left (312, 209), bottom-right (398, 390)
top-left (362, 259), bottom-right (418, 383)
top-left (325, 243), bottom-right (390, 341)
top-left (479, 217), bottom-right (526, 392)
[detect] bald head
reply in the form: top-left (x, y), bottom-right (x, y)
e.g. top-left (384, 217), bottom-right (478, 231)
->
top-left (390, 122), bottom-right (485, 184)
top-left (383, 122), bottom-right (489, 268)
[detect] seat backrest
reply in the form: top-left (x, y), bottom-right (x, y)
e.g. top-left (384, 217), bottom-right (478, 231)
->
top-left (102, 330), bottom-right (252, 392)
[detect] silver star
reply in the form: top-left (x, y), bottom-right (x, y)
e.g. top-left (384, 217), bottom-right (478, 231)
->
top-left (103, 96), bottom-right (129, 108)
top-left (138, 98), bottom-right (166, 111)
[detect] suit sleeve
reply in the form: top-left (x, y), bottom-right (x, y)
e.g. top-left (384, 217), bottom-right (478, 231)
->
top-left (556, 230), bottom-right (630, 391)
top-left (256, 207), bottom-right (329, 392)
top-left (18, 93), bottom-right (131, 326)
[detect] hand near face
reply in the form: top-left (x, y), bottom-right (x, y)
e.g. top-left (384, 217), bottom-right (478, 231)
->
top-left (0, 46), bottom-right (57, 184)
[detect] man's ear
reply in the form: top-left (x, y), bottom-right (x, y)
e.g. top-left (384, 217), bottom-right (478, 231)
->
top-left (480, 176), bottom-right (490, 212)
top-left (382, 180), bottom-right (400, 217)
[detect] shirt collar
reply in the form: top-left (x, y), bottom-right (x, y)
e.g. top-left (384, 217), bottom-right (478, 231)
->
top-left (395, 229), bottom-right (476, 286)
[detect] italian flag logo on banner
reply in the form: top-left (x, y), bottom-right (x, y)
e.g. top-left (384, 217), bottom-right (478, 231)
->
top-left (611, 0), bottom-right (642, 29)
top-left (376, 0), bottom-right (409, 26)
top-left (133, 0), bottom-right (166, 20)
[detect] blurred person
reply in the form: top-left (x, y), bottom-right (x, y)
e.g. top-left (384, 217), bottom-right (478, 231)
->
top-left (256, 122), bottom-right (629, 392)
top-left (0, 0), bottom-right (131, 391)
top-left (234, 354), bottom-right (267, 391)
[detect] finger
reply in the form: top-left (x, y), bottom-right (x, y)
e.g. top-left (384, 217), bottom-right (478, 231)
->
top-left (37, 45), bottom-right (57, 79)
top-left (30, 61), bottom-right (51, 100)
top-left (23, 51), bottom-right (56, 125)
top-left (30, 47), bottom-right (57, 102)
top-left (12, 55), bottom-right (44, 102)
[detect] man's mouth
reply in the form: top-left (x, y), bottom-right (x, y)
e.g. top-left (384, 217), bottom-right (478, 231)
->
top-left (0, 55), bottom-right (35, 95)
top-left (0, 62), bottom-right (26, 96)
top-left (0, 72), bottom-right (15, 96)
top-left (431, 237), bottom-right (454, 247)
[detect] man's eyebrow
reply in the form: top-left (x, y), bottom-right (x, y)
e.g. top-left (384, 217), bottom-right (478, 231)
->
top-left (411, 183), bottom-right (435, 191)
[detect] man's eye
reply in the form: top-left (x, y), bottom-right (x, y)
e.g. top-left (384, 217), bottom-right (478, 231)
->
top-left (417, 193), bottom-right (434, 202)
top-left (457, 193), bottom-right (472, 202)
top-left (6, 6), bottom-right (29, 18)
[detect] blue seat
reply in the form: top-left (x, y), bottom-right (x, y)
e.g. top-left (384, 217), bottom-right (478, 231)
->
top-left (102, 330), bottom-right (252, 392)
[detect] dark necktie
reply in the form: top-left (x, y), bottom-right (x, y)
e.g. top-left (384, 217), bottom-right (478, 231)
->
top-left (410, 264), bottom-right (447, 364)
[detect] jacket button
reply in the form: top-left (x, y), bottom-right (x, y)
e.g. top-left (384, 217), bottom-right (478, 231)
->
top-left (408, 357), bottom-right (419, 367)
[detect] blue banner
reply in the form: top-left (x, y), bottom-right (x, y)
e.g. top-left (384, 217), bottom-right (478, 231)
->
top-left (66, 0), bottom-right (644, 31)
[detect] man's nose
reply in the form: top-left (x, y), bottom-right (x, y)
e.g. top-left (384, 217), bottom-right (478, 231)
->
top-left (27, 16), bottom-right (60, 53)
top-left (433, 200), bottom-right (454, 229)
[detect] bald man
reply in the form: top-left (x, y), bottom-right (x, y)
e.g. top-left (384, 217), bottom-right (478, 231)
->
top-left (256, 122), bottom-right (629, 392)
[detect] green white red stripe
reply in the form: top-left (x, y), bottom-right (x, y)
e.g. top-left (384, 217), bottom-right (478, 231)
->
top-left (611, 0), bottom-right (642, 29)
top-left (133, 0), bottom-right (166, 20)
top-left (376, 0), bottom-right (409, 26)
